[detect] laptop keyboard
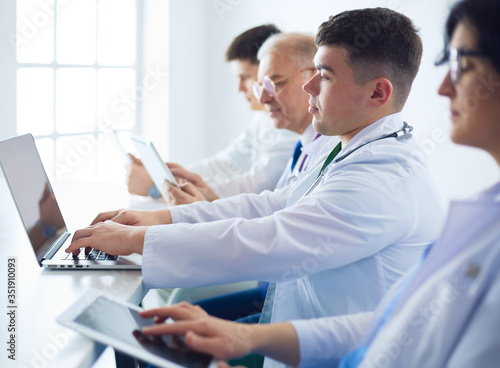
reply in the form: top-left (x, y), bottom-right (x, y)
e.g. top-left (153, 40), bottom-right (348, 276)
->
top-left (60, 248), bottom-right (118, 261)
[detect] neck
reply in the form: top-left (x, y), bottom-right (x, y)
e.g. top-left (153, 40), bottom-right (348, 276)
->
top-left (293, 121), bottom-right (312, 136)
top-left (339, 109), bottom-right (399, 146)
top-left (339, 126), bottom-right (364, 146)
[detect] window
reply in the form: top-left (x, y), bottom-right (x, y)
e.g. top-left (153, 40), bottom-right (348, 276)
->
top-left (16, 0), bottom-right (141, 182)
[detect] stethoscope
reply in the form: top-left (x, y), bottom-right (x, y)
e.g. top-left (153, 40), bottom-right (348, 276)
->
top-left (302, 122), bottom-right (413, 197)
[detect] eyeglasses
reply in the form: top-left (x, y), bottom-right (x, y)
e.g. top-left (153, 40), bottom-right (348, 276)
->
top-left (252, 67), bottom-right (315, 100)
top-left (436, 48), bottom-right (487, 84)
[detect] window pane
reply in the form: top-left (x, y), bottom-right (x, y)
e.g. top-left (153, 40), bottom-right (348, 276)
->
top-left (16, 0), bottom-right (55, 63)
top-left (17, 68), bottom-right (54, 135)
top-left (98, 0), bottom-right (136, 65)
top-left (56, 68), bottom-right (96, 134)
top-left (56, 0), bottom-right (96, 65)
top-left (97, 68), bottom-right (136, 130)
top-left (96, 133), bottom-right (128, 183)
top-left (56, 135), bottom-right (97, 181)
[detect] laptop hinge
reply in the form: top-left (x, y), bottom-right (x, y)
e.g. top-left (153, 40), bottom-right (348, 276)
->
top-left (40, 232), bottom-right (70, 264)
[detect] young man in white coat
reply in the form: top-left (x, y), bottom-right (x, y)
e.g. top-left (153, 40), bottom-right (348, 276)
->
top-left (67, 9), bottom-right (444, 368)
top-left (164, 33), bottom-right (340, 324)
top-left (136, 1), bottom-right (500, 367)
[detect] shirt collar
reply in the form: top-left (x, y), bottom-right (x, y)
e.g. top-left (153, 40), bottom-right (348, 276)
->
top-left (299, 123), bottom-right (317, 146)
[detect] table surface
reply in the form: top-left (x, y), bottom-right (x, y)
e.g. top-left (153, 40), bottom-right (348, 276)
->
top-left (0, 179), bottom-right (162, 368)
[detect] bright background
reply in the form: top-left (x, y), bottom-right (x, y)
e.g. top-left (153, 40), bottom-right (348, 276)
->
top-left (1, 0), bottom-right (499, 208)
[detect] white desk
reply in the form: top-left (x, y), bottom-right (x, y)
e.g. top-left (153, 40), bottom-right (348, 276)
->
top-left (0, 179), bottom-right (148, 368)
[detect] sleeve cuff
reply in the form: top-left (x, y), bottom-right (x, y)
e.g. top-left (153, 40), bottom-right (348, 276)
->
top-left (142, 226), bottom-right (162, 289)
top-left (289, 314), bottom-right (372, 368)
top-left (169, 206), bottom-right (182, 224)
top-left (291, 319), bottom-right (338, 368)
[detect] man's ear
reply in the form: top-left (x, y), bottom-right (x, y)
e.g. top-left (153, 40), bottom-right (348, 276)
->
top-left (369, 78), bottom-right (393, 107)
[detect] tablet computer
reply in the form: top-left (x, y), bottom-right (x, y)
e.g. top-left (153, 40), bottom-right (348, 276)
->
top-left (131, 137), bottom-right (180, 200)
top-left (109, 128), bottom-right (134, 165)
top-left (57, 291), bottom-right (216, 368)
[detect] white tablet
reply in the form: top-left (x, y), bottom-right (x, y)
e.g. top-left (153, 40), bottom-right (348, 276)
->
top-left (131, 137), bottom-right (180, 200)
top-left (57, 291), bottom-right (216, 368)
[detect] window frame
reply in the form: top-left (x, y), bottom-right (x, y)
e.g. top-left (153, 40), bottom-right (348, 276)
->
top-left (16, 0), bottom-right (145, 182)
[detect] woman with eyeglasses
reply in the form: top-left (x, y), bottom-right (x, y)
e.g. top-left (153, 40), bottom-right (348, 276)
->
top-left (136, 0), bottom-right (500, 366)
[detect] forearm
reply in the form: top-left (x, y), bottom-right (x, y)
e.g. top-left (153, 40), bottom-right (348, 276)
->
top-left (169, 189), bottom-right (286, 224)
top-left (251, 323), bottom-right (300, 367)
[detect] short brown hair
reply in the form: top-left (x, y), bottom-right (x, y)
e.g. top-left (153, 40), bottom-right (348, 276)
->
top-left (316, 8), bottom-right (423, 109)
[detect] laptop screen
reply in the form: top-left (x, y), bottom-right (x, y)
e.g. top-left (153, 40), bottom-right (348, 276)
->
top-left (0, 134), bottom-right (67, 261)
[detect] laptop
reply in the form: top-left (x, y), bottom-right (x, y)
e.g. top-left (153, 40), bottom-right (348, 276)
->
top-left (131, 137), bottom-right (180, 201)
top-left (0, 134), bottom-right (141, 269)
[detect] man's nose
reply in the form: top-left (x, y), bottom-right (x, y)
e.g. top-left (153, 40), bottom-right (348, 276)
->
top-left (259, 88), bottom-right (273, 104)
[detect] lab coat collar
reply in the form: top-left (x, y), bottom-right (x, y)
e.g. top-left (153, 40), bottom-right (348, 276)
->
top-left (338, 112), bottom-right (405, 158)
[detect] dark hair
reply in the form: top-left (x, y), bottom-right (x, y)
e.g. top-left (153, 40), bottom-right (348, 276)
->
top-left (436, 0), bottom-right (500, 75)
top-left (316, 8), bottom-right (422, 109)
top-left (225, 24), bottom-right (281, 64)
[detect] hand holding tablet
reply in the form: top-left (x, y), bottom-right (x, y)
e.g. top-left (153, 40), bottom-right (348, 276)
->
top-left (58, 291), bottom-right (215, 368)
top-left (131, 137), bottom-right (180, 201)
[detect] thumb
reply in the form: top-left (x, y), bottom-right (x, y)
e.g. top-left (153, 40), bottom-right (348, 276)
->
top-left (166, 162), bottom-right (182, 169)
top-left (181, 182), bottom-right (205, 199)
top-left (112, 211), bottom-right (135, 225)
top-left (129, 154), bottom-right (142, 165)
top-left (185, 331), bottom-right (222, 357)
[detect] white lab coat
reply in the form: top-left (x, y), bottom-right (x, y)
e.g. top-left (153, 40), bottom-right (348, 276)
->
top-left (142, 112), bottom-right (444, 328)
top-left (188, 112), bottom-right (298, 197)
top-left (275, 123), bottom-right (340, 189)
top-left (292, 182), bottom-right (500, 368)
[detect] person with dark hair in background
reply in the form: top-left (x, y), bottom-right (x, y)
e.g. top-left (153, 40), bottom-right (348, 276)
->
top-left (131, 1), bottom-right (500, 367)
top-left (127, 24), bottom-right (298, 205)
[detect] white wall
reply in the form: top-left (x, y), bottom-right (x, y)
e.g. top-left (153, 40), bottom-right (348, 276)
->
top-left (1, 0), bottom-right (498, 205)
top-left (169, 0), bottom-right (499, 205)
top-left (166, 0), bottom-right (210, 164)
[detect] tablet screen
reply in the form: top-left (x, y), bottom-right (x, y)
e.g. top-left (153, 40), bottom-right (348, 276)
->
top-left (73, 296), bottom-right (212, 368)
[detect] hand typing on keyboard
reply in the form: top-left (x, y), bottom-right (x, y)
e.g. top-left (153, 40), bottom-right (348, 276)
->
top-left (65, 220), bottom-right (148, 256)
